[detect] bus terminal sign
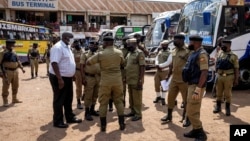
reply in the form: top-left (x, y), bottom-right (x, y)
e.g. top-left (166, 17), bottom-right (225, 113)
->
top-left (8, 0), bottom-right (58, 11)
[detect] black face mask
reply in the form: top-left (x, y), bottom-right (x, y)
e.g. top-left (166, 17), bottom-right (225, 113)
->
top-left (136, 40), bottom-right (140, 44)
top-left (188, 44), bottom-right (195, 50)
top-left (127, 46), bottom-right (134, 52)
top-left (75, 45), bottom-right (81, 50)
top-left (173, 41), bottom-right (179, 47)
top-left (218, 42), bottom-right (222, 47)
top-left (221, 46), bottom-right (227, 52)
top-left (89, 47), bottom-right (98, 52)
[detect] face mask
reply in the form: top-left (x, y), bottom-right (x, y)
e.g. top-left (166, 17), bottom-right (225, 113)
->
top-left (173, 41), bottom-right (179, 47)
top-left (69, 38), bottom-right (74, 45)
top-left (188, 44), bottom-right (195, 50)
top-left (127, 46), bottom-right (134, 52)
top-left (218, 43), bottom-right (222, 47)
top-left (221, 46), bottom-right (227, 52)
top-left (89, 47), bottom-right (98, 52)
top-left (75, 44), bottom-right (81, 50)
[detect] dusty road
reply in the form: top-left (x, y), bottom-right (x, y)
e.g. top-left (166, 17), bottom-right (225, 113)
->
top-left (0, 63), bottom-right (249, 141)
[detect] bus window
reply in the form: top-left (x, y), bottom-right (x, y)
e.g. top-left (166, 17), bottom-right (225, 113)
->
top-left (9, 31), bottom-right (15, 39)
top-left (0, 30), bottom-right (4, 39)
top-left (245, 7), bottom-right (250, 27)
top-left (224, 7), bottom-right (239, 35)
top-left (26, 33), bottom-right (30, 40)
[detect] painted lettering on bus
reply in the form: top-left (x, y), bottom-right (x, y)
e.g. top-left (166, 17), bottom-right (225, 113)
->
top-left (0, 22), bottom-right (38, 32)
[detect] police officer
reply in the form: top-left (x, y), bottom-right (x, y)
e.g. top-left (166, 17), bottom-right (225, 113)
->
top-left (86, 36), bottom-right (125, 131)
top-left (0, 39), bottom-right (25, 107)
top-left (124, 38), bottom-right (145, 121)
top-left (72, 40), bottom-right (84, 109)
top-left (43, 43), bottom-right (51, 76)
top-left (27, 43), bottom-right (40, 78)
top-left (182, 35), bottom-right (208, 141)
top-left (160, 34), bottom-right (190, 126)
top-left (120, 36), bottom-right (130, 107)
top-left (80, 40), bottom-right (100, 121)
top-left (213, 40), bottom-right (239, 116)
top-left (153, 40), bottom-right (170, 105)
top-left (134, 33), bottom-right (149, 56)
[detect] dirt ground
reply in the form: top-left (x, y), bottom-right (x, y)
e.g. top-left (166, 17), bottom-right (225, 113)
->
top-left (0, 63), bottom-right (249, 141)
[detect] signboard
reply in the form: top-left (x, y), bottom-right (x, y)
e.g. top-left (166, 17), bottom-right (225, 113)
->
top-left (8, 0), bottom-right (58, 11)
top-left (229, 0), bottom-right (244, 5)
top-left (0, 21), bottom-right (38, 32)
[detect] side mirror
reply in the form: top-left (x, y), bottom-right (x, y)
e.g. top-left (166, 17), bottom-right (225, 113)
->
top-left (165, 18), bottom-right (171, 28)
top-left (203, 12), bottom-right (211, 25)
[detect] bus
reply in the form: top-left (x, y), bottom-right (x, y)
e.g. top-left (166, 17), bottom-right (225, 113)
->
top-left (176, 0), bottom-right (250, 86)
top-left (143, 10), bottom-right (181, 69)
top-left (0, 20), bottom-right (51, 63)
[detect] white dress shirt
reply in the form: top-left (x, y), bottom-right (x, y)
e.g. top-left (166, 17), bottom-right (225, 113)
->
top-left (49, 40), bottom-right (76, 77)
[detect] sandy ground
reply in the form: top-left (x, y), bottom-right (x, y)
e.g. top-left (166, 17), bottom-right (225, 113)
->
top-left (0, 63), bottom-right (249, 141)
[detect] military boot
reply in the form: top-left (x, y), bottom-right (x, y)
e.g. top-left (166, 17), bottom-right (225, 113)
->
top-left (161, 98), bottom-right (166, 105)
top-left (225, 102), bottom-right (231, 116)
top-left (31, 73), bottom-right (34, 79)
top-left (183, 117), bottom-right (191, 127)
top-left (3, 98), bottom-right (8, 107)
top-left (161, 108), bottom-right (172, 122)
top-left (85, 107), bottom-right (93, 121)
top-left (195, 128), bottom-right (207, 141)
top-left (35, 72), bottom-right (38, 77)
top-left (153, 96), bottom-right (161, 103)
top-left (184, 128), bottom-right (199, 138)
top-left (12, 95), bottom-right (22, 104)
top-left (90, 104), bottom-right (99, 116)
top-left (108, 99), bottom-right (113, 112)
top-left (118, 115), bottom-right (126, 130)
top-left (213, 101), bottom-right (221, 113)
top-left (100, 117), bottom-right (107, 132)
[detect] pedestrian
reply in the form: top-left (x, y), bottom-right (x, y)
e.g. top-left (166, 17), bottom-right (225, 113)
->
top-left (80, 40), bottom-right (100, 121)
top-left (182, 35), bottom-right (208, 141)
top-left (27, 43), bottom-right (40, 78)
top-left (43, 43), bottom-right (51, 76)
top-left (213, 40), bottom-right (239, 116)
top-left (0, 39), bottom-right (25, 107)
top-left (49, 31), bottom-right (82, 128)
top-left (159, 34), bottom-right (191, 127)
top-left (124, 38), bottom-right (145, 121)
top-left (72, 40), bottom-right (84, 109)
top-left (153, 40), bottom-right (170, 105)
top-left (86, 36), bottom-right (125, 131)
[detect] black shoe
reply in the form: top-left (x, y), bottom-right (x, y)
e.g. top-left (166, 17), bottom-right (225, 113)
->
top-left (161, 98), bottom-right (166, 105)
top-left (225, 102), bottom-right (231, 116)
top-left (54, 122), bottom-right (69, 128)
top-left (124, 112), bottom-right (135, 117)
top-left (108, 108), bottom-right (113, 112)
top-left (77, 103), bottom-right (83, 109)
top-left (90, 105), bottom-right (99, 116)
top-left (85, 114), bottom-right (93, 121)
top-left (195, 128), bottom-right (207, 141)
top-left (153, 96), bottom-right (161, 103)
top-left (161, 109), bottom-right (172, 122)
top-left (118, 115), bottom-right (126, 130)
top-left (184, 129), bottom-right (199, 138)
top-left (100, 117), bottom-right (107, 132)
top-left (67, 117), bottom-right (82, 123)
top-left (181, 102), bottom-right (184, 108)
top-left (213, 101), bottom-right (221, 113)
top-left (131, 116), bottom-right (142, 121)
top-left (183, 118), bottom-right (191, 127)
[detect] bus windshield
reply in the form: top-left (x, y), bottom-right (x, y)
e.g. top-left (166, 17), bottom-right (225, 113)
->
top-left (145, 18), bottom-right (165, 48)
top-left (177, 0), bottom-right (220, 45)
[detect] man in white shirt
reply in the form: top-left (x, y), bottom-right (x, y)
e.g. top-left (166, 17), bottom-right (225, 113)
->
top-left (49, 31), bottom-right (82, 128)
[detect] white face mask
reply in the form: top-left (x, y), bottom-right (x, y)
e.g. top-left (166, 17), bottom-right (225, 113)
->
top-left (69, 38), bottom-right (74, 45)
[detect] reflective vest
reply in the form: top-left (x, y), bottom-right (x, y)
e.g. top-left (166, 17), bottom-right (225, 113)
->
top-left (216, 54), bottom-right (234, 70)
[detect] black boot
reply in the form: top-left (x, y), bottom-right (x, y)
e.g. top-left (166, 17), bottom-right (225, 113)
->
top-left (109, 99), bottom-right (113, 112)
top-left (100, 117), bottom-right (107, 132)
top-left (35, 72), bottom-right (38, 77)
top-left (195, 128), bottom-right (207, 141)
top-left (225, 102), bottom-right (231, 116)
top-left (153, 96), bottom-right (161, 103)
top-left (77, 99), bottom-right (83, 109)
top-left (183, 117), bottom-right (191, 127)
top-left (85, 107), bottom-right (93, 121)
top-left (161, 108), bottom-right (172, 122)
top-left (118, 115), bottom-right (126, 130)
top-left (184, 128), bottom-right (199, 138)
top-left (161, 98), bottom-right (166, 105)
top-left (31, 73), bottom-right (34, 79)
top-left (213, 101), bottom-right (221, 113)
top-left (90, 104), bottom-right (99, 116)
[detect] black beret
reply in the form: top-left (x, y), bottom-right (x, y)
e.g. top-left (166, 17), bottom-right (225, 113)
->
top-left (33, 43), bottom-right (38, 45)
top-left (133, 33), bottom-right (141, 38)
top-left (103, 36), bottom-right (114, 41)
top-left (6, 39), bottom-right (16, 44)
top-left (189, 35), bottom-right (203, 42)
top-left (174, 34), bottom-right (185, 40)
top-left (122, 36), bottom-right (130, 41)
top-left (222, 40), bottom-right (232, 44)
top-left (89, 41), bottom-right (99, 45)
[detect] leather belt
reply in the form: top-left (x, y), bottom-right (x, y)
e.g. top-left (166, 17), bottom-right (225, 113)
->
top-left (4, 67), bottom-right (17, 71)
top-left (219, 73), bottom-right (234, 76)
top-left (85, 72), bottom-right (95, 77)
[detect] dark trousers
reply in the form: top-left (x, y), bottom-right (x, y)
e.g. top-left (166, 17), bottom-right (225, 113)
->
top-left (49, 74), bottom-right (74, 125)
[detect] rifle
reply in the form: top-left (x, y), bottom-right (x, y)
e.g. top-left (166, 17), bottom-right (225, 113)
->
top-left (211, 74), bottom-right (218, 98)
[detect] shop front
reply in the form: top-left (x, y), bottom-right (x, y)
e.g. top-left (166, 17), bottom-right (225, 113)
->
top-left (110, 14), bottom-right (127, 28)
